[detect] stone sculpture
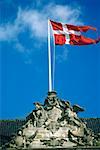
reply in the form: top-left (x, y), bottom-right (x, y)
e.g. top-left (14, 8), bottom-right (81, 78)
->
top-left (3, 91), bottom-right (100, 149)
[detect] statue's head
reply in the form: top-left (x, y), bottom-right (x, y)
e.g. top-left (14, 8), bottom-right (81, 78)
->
top-left (18, 130), bottom-right (22, 136)
top-left (47, 91), bottom-right (57, 98)
top-left (33, 102), bottom-right (42, 109)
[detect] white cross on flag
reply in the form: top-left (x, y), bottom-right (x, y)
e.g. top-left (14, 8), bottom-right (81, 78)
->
top-left (50, 20), bottom-right (100, 45)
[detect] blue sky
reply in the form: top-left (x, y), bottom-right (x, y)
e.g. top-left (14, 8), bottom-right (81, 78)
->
top-left (0, 0), bottom-right (100, 119)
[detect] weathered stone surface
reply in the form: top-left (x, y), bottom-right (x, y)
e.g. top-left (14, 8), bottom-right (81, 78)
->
top-left (2, 91), bottom-right (100, 149)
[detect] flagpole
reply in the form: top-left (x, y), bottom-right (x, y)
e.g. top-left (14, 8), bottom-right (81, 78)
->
top-left (52, 31), bottom-right (55, 91)
top-left (48, 19), bottom-right (52, 92)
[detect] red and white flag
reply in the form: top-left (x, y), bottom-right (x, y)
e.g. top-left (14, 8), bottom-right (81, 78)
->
top-left (50, 20), bottom-right (100, 45)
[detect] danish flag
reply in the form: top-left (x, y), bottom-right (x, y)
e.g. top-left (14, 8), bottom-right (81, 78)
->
top-left (50, 20), bottom-right (100, 45)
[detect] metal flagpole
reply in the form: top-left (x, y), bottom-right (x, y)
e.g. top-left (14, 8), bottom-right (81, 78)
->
top-left (48, 19), bottom-right (52, 92)
top-left (52, 30), bottom-right (55, 91)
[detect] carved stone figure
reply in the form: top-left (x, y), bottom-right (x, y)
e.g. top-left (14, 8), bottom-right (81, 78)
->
top-left (33, 102), bottom-right (48, 127)
top-left (73, 104), bottom-right (84, 114)
top-left (3, 91), bottom-right (98, 149)
top-left (44, 91), bottom-right (59, 110)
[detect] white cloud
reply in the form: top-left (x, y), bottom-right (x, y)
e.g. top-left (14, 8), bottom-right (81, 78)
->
top-left (56, 48), bottom-right (69, 63)
top-left (0, 24), bottom-right (18, 41)
top-left (18, 4), bottom-right (82, 38)
top-left (15, 42), bottom-right (26, 53)
top-left (44, 4), bottom-right (82, 24)
top-left (0, 3), bottom-right (83, 62)
top-left (0, 9), bottom-right (23, 41)
top-left (0, 3), bottom-right (82, 41)
top-left (14, 41), bottom-right (33, 64)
